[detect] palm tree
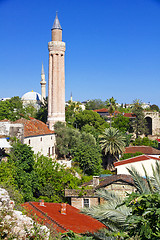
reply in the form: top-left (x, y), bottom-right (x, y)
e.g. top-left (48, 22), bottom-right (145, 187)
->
top-left (82, 189), bottom-right (130, 232)
top-left (99, 127), bottom-right (126, 169)
top-left (82, 162), bottom-right (160, 237)
top-left (106, 97), bottom-right (117, 127)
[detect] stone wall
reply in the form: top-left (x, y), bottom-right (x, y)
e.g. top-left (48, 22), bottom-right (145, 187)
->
top-left (144, 112), bottom-right (160, 136)
top-left (71, 197), bottom-right (99, 209)
top-left (0, 121), bottom-right (24, 142)
top-left (0, 188), bottom-right (50, 239)
top-left (104, 181), bottom-right (136, 198)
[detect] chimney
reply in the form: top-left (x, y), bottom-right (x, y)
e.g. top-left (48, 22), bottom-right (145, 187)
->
top-left (39, 199), bottom-right (45, 206)
top-left (93, 176), bottom-right (99, 187)
top-left (61, 203), bottom-right (67, 215)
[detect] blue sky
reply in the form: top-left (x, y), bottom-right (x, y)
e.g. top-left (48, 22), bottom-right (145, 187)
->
top-left (0, 0), bottom-right (160, 105)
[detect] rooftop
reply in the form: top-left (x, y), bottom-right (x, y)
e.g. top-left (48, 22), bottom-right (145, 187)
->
top-left (14, 117), bottom-right (54, 137)
top-left (22, 202), bottom-right (105, 234)
top-left (125, 146), bottom-right (160, 155)
top-left (114, 154), bottom-right (160, 167)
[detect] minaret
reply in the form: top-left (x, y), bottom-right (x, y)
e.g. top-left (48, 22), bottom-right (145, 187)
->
top-left (48, 12), bottom-right (66, 130)
top-left (40, 63), bottom-right (46, 104)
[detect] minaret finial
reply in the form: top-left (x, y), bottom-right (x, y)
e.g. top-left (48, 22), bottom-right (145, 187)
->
top-left (41, 63), bottom-right (45, 75)
top-left (52, 12), bottom-right (62, 30)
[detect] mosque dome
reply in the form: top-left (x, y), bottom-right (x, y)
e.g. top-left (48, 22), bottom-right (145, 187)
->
top-left (22, 91), bottom-right (41, 101)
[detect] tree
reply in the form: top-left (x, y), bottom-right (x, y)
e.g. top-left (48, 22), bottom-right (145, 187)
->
top-left (112, 114), bottom-right (132, 133)
top-left (124, 192), bottom-right (160, 240)
top-left (36, 97), bottom-right (48, 123)
top-left (99, 128), bottom-right (126, 169)
top-left (8, 139), bottom-right (38, 201)
top-left (82, 162), bottom-right (160, 239)
top-left (54, 122), bottom-right (102, 175)
top-left (0, 97), bottom-right (27, 121)
top-left (85, 99), bottom-right (106, 110)
top-left (150, 104), bottom-right (159, 112)
top-left (72, 134), bottom-right (102, 175)
top-left (74, 110), bottom-right (108, 133)
top-left (34, 154), bottom-right (81, 202)
top-left (105, 97), bottom-right (117, 127)
top-left (131, 100), bottom-right (148, 138)
top-left (132, 136), bottom-right (158, 148)
top-left (54, 122), bottom-right (81, 159)
top-left (65, 101), bottom-right (82, 127)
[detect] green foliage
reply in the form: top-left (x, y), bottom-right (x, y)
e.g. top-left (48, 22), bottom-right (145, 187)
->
top-left (124, 192), bottom-right (160, 239)
top-left (131, 100), bottom-right (148, 138)
top-left (61, 230), bottom-right (94, 239)
top-left (150, 104), bottom-right (159, 112)
top-left (0, 97), bottom-right (26, 121)
top-left (65, 101), bottom-right (83, 127)
top-left (72, 141), bottom-right (102, 175)
top-left (0, 160), bottom-right (17, 187)
top-left (8, 139), bottom-right (39, 201)
top-left (36, 97), bottom-right (48, 123)
top-left (105, 97), bottom-right (117, 115)
top-left (34, 154), bottom-right (81, 202)
top-left (132, 136), bottom-right (158, 148)
top-left (74, 110), bottom-right (108, 133)
top-left (120, 152), bottom-right (143, 160)
top-left (54, 122), bottom-right (102, 175)
top-left (85, 99), bottom-right (106, 110)
top-left (99, 128), bottom-right (126, 169)
top-left (0, 96), bottom-right (38, 121)
top-left (112, 114), bottom-right (132, 133)
top-left (54, 122), bottom-right (81, 159)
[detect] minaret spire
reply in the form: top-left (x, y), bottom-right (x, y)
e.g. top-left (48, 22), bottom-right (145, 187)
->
top-left (48, 13), bottom-right (66, 130)
top-left (40, 63), bottom-right (46, 104)
top-left (52, 11), bottom-right (62, 30)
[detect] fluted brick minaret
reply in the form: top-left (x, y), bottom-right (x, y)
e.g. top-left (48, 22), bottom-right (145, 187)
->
top-left (48, 12), bottom-right (66, 130)
top-left (40, 63), bottom-right (46, 104)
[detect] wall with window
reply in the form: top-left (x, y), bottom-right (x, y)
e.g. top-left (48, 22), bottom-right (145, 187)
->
top-left (24, 133), bottom-right (56, 158)
top-left (71, 197), bottom-right (99, 210)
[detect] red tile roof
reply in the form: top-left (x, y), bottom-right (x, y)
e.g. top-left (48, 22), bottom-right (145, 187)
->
top-left (93, 109), bottom-right (135, 118)
top-left (114, 154), bottom-right (160, 167)
top-left (93, 108), bottom-right (108, 113)
top-left (14, 117), bottom-right (54, 137)
top-left (123, 113), bottom-right (136, 118)
top-left (125, 146), bottom-right (160, 155)
top-left (22, 202), bottom-right (105, 234)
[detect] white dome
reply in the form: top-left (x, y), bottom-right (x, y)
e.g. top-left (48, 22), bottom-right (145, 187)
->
top-left (22, 91), bottom-right (41, 101)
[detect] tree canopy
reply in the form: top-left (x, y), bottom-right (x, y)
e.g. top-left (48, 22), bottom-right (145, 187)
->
top-left (131, 100), bottom-right (148, 138)
top-left (99, 127), bottom-right (126, 169)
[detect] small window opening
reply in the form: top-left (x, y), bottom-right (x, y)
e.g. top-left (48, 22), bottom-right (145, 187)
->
top-left (83, 199), bottom-right (89, 208)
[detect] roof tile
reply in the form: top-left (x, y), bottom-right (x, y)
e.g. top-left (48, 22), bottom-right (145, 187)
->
top-left (14, 118), bottom-right (54, 137)
top-left (22, 202), bottom-right (105, 234)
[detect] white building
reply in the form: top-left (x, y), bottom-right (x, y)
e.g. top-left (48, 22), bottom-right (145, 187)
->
top-left (15, 118), bottom-right (56, 158)
top-left (114, 154), bottom-right (160, 177)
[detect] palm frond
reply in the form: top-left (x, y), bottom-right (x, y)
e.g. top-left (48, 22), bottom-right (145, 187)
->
top-left (142, 164), bottom-right (154, 193)
top-left (127, 166), bottom-right (150, 194)
top-left (82, 190), bottom-right (130, 232)
top-left (150, 161), bottom-right (160, 192)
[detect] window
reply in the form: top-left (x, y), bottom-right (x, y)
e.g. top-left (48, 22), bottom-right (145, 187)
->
top-left (29, 139), bottom-right (30, 144)
top-left (83, 199), bottom-right (89, 208)
top-left (40, 137), bottom-right (42, 141)
top-left (48, 147), bottom-right (50, 157)
top-left (52, 146), bottom-right (54, 155)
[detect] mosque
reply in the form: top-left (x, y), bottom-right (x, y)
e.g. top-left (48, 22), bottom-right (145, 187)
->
top-left (21, 12), bottom-right (65, 131)
top-left (0, 13), bottom-right (67, 161)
